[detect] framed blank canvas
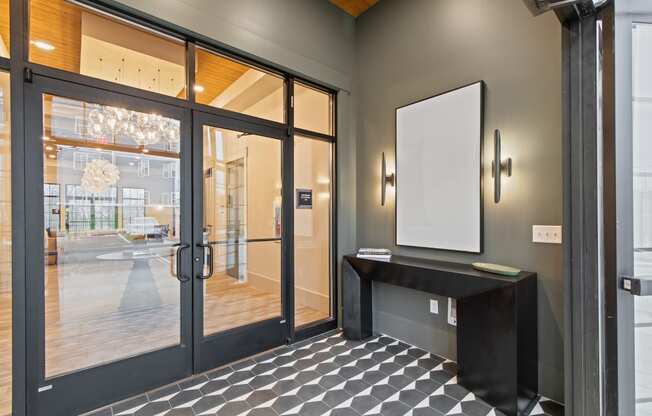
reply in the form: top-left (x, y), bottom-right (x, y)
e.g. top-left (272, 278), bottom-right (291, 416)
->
top-left (395, 81), bottom-right (484, 253)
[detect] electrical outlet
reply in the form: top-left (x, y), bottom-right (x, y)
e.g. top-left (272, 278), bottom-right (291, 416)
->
top-left (447, 298), bottom-right (457, 326)
top-left (429, 299), bottom-right (439, 314)
top-left (532, 225), bottom-right (562, 244)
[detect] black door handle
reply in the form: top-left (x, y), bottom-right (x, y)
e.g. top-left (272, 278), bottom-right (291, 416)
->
top-left (175, 244), bottom-right (190, 283)
top-left (196, 243), bottom-right (214, 280)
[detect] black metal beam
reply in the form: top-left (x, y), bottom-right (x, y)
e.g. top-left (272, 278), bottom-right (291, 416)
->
top-left (9, 0), bottom-right (27, 414)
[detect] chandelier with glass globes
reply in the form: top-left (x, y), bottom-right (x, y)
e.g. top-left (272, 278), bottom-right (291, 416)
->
top-left (87, 105), bottom-right (180, 147)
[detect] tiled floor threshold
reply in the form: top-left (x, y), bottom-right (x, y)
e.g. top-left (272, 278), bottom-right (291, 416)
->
top-left (86, 332), bottom-right (564, 416)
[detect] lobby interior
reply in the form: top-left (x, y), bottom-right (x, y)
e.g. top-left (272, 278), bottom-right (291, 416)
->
top-left (0, 0), bottom-right (650, 416)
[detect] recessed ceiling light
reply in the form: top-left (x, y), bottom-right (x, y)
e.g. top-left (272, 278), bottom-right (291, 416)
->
top-left (193, 84), bottom-right (205, 93)
top-left (30, 40), bottom-right (56, 51)
top-left (48, 154), bottom-right (56, 159)
top-left (142, 149), bottom-right (150, 153)
top-left (45, 146), bottom-right (53, 151)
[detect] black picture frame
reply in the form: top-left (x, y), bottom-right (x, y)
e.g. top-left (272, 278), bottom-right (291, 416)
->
top-left (394, 80), bottom-right (485, 254)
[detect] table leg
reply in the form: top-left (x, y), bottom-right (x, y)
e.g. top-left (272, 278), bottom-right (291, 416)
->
top-left (342, 260), bottom-right (373, 340)
top-left (119, 258), bottom-right (163, 312)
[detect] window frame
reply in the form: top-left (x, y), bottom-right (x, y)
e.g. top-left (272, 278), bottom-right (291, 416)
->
top-left (21, 0), bottom-right (339, 133)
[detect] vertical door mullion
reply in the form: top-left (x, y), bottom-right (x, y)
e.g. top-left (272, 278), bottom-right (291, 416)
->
top-left (180, 108), bottom-right (193, 364)
top-left (11, 0), bottom-right (28, 414)
top-left (191, 112), bottom-right (204, 373)
top-left (24, 80), bottom-right (46, 415)
top-left (283, 78), bottom-right (295, 342)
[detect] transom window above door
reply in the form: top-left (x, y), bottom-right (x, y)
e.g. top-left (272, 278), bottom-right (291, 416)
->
top-left (29, 0), bottom-right (188, 98)
top-left (194, 47), bottom-right (286, 123)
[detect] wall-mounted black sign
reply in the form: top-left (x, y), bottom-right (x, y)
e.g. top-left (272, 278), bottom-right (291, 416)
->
top-left (296, 189), bottom-right (312, 209)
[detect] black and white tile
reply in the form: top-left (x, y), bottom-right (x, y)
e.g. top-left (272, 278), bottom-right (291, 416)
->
top-left (86, 332), bottom-right (564, 416)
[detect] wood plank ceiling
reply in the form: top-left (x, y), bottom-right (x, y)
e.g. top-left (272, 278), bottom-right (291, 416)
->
top-left (329, 0), bottom-right (379, 17)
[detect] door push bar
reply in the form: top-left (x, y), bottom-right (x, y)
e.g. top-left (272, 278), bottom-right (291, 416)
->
top-left (172, 243), bottom-right (190, 283)
top-left (621, 276), bottom-right (652, 296)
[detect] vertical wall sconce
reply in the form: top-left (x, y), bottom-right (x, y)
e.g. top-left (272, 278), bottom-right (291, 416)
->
top-left (381, 152), bottom-right (395, 206)
top-left (492, 129), bottom-right (512, 203)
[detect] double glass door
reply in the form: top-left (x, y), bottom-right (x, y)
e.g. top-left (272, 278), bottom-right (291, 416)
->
top-left (25, 76), bottom-right (289, 416)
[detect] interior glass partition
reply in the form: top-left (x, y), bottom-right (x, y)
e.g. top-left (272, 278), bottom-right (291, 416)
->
top-left (194, 48), bottom-right (285, 123)
top-left (4, 0), bottom-right (338, 411)
top-left (294, 135), bottom-right (332, 327)
top-left (201, 125), bottom-right (282, 335)
top-left (28, 0), bottom-right (187, 98)
top-left (41, 93), bottom-right (183, 378)
top-left (294, 82), bottom-right (333, 135)
top-left (0, 69), bottom-right (11, 416)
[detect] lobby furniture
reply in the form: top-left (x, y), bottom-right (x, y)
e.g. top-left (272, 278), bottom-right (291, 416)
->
top-left (342, 255), bottom-right (538, 416)
top-left (45, 229), bottom-right (58, 265)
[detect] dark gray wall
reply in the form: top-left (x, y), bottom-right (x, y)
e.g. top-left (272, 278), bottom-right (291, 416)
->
top-left (355, 0), bottom-right (564, 402)
top-left (113, 0), bottom-right (355, 90)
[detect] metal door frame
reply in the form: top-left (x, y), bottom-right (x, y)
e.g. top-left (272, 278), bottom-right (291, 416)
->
top-left (24, 74), bottom-right (194, 416)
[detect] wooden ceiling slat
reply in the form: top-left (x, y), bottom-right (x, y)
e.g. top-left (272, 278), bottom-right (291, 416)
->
top-left (30, 0), bottom-right (82, 72)
top-left (0, 0), bottom-right (9, 55)
top-left (329, 0), bottom-right (378, 17)
top-left (195, 49), bottom-right (250, 105)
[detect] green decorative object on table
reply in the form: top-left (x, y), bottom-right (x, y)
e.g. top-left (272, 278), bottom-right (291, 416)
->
top-left (472, 262), bottom-right (521, 277)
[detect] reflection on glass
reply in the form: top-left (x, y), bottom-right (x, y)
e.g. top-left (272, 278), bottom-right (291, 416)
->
top-left (43, 94), bottom-right (182, 378)
top-left (294, 136), bottom-right (332, 328)
top-left (0, 71), bottom-right (11, 416)
top-left (633, 22), bottom-right (652, 415)
top-left (202, 126), bottom-right (281, 336)
top-left (0, 0), bottom-right (8, 58)
top-left (195, 48), bottom-right (285, 123)
top-left (294, 82), bottom-right (333, 135)
top-left (29, 0), bottom-right (186, 98)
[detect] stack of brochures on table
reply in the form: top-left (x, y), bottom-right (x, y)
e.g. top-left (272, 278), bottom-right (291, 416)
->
top-left (356, 248), bottom-right (392, 261)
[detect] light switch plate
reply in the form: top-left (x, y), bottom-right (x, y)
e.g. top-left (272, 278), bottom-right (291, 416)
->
top-left (429, 299), bottom-right (439, 314)
top-left (532, 225), bottom-right (562, 244)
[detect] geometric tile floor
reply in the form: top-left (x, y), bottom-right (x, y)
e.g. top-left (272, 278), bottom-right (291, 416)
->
top-left (85, 332), bottom-right (564, 416)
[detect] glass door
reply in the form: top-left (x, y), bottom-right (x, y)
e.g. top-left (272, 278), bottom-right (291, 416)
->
top-left (624, 17), bottom-right (652, 416)
top-left (603, 2), bottom-right (652, 415)
top-left (192, 111), bottom-right (289, 372)
top-left (25, 75), bottom-right (193, 416)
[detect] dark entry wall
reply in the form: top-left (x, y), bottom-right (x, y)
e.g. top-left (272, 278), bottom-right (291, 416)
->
top-left (354, 0), bottom-right (564, 403)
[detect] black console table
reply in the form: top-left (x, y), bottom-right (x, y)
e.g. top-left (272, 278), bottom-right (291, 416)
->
top-left (343, 255), bottom-right (538, 416)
